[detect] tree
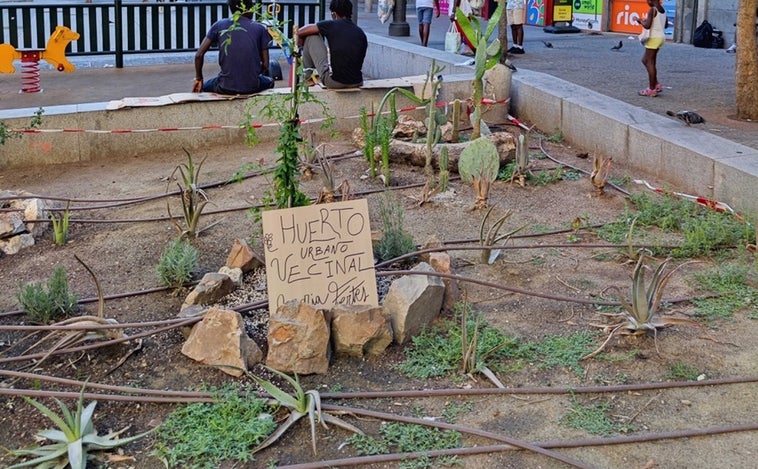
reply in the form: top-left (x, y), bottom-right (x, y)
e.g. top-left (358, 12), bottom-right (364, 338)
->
top-left (736, 0), bottom-right (758, 119)
top-left (498, 0), bottom-right (508, 65)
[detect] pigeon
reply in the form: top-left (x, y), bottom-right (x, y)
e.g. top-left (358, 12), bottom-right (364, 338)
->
top-left (611, 40), bottom-right (623, 51)
top-left (666, 110), bottom-right (706, 126)
top-left (542, 40), bottom-right (553, 48)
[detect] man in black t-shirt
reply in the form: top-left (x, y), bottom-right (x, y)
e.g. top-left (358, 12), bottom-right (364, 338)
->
top-left (296, 0), bottom-right (367, 88)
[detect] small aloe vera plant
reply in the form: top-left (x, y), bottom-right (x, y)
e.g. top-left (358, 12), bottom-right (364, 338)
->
top-left (49, 201), bottom-right (71, 245)
top-left (253, 366), bottom-right (363, 455)
top-left (584, 250), bottom-right (700, 359)
top-left (166, 149), bottom-right (216, 238)
top-left (8, 386), bottom-right (152, 469)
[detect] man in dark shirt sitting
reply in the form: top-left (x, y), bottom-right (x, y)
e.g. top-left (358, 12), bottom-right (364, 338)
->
top-left (192, 0), bottom-right (275, 95)
top-left (296, 0), bottom-right (367, 89)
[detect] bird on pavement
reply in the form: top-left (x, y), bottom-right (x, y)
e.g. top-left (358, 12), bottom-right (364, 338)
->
top-left (611, 40), bottom-right (623, 51)
top-left (666, 110), bottom-right (706, 126)
top-left (542, 40), bottom-right (553, 48)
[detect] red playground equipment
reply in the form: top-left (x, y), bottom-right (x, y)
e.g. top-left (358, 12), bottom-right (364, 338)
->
top-left (0, 26), bottom-right (80, 93)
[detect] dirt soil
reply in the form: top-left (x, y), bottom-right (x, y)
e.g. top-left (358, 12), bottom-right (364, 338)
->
top-left (0, 130), bottom-right (756, 469)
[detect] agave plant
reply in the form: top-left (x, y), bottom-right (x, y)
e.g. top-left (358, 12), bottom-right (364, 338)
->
top-left (584, 250), bottom-right (700, 359)
top-left (253, 367), bottom-right (363, 455)
top-left (590, 150), bottom-right (612, 196)
top-left (8, 387), bottom-right (152, 469)
top-left (166, 149), bottom-right (212, 238)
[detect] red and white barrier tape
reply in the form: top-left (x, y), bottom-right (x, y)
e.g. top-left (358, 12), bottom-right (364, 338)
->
top-left (8, 97), bottom-right (510, 135)
top-left (633, 179), bottom-right (741, 219)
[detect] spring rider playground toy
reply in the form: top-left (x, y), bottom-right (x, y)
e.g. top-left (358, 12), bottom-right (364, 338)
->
top-left (0, 25), bottom-right (80, 93)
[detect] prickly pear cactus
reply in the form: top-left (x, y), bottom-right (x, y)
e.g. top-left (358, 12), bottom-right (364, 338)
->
top-left (458, 138), bottom-right (499, 183)
top-left (458, 138), bottom-right (500, 209)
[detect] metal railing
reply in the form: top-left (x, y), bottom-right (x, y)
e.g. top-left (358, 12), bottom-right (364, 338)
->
top-left (0, 0), bottom-right (324, 67)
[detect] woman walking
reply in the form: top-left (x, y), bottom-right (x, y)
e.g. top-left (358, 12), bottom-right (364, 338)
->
top-left (635, 0), bottom-right (667, 97)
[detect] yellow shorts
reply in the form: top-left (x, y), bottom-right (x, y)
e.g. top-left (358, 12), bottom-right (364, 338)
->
top-left (645, 37), bottom-right (665, 49)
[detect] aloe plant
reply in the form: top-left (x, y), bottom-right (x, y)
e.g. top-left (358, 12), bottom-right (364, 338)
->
top-left (253, 367), bottom-right (363, 455)
top-left (49, 201), bottom-right (71, 245)
top-left (584, 250), bottom-right (700, 359)
top-left (166, 149), bottom-right (211, 238)
top-left (8, 386), bottom-right (152, 469)
top-left (458, 137), bottom-right (500, 209)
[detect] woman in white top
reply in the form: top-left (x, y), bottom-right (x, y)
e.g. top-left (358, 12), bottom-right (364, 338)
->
top-left (635, 0), bottom-right (667, 97)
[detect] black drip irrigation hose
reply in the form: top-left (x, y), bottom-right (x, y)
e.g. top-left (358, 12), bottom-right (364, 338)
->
top-left (2, 370), bottom-right (755, 468)
top-left (537, 137), bottom-right (630, 197)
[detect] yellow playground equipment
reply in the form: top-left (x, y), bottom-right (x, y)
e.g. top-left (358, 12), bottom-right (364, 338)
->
top-left (0, 25), bottom-right (80, 93)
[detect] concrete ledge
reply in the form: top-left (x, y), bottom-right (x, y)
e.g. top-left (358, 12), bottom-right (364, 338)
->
top-left (509, 69), bottom-right (757, 216)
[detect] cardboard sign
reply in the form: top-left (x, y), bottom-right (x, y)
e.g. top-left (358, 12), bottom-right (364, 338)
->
top-left (261, 199), bottom-right (379, 314)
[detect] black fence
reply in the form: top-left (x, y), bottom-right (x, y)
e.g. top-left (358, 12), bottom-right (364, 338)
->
top-left (0, 0), bottom-right (324, 67)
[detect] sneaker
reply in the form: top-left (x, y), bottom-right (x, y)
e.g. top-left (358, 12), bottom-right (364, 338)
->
top-left (638, 88), bottom-right (657, 97)
top-left (509, 47), bottom-right (525, 54)
top-left (654, 83), bottom-right (663, 93)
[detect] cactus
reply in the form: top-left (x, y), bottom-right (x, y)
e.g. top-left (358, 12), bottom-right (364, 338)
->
top-left (458, 138), bottom-right (500, 209)
top-left (438, 146), bottom-right (450, 193)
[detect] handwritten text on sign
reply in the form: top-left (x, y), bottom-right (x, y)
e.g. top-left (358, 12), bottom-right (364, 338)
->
top-left (261, 199), bottom-right (379, 314)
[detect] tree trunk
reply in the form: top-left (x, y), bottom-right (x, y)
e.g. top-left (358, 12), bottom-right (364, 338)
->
top-left (385, 132), bottom-right (516, 172)
top-left (736, 0), bottom-right (758, 120)
top-left (498, 0), bottom-right (508, 64)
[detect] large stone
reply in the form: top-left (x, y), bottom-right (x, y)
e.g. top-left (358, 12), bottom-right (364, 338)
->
top-left (181, 308), bottom-right (263, 377)
top-left (267, 300), bottom-right (330, 375)
top-left (181, 272), bottom-right (235, 309)
top-left (19, 196), bottom-right (50, 238)
top-left (331, 305), bottom-right (393, 357)
top-left (383, 262), bottom-right (445, 344)
top-left (225, 238), bottom-right (264, 273)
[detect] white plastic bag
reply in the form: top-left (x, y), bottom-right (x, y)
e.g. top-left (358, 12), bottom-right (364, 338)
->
top-left (445, 22), bottom-right (461, 53)
top-left (377, 0), bottom-right (394, 24)
top-left (638, 27), bottom-right (650, 45)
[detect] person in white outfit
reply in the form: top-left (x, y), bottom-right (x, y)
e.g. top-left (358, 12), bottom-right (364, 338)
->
top-left (506, 0), bottom-right (526, 54)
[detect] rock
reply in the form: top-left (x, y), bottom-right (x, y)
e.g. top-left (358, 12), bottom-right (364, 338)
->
top-left (0, 233), bottom-right (35, 255)
top-left (418, 235), bottom-right (443, 263)
top-left (428, 251), bottom-right (459, 313)
top-left (267, 300), bottom-right (330, 375)
top-left (0, 211), bottom-right (26, 238)
top-left (177, 305), bottom-right (208, 338)
top-left (383, 262), bottom-right (445, 344)
top-left (225, 238), bottom-right (263, 273)
top-left (392, 114), bottom-right (426, 139)
top-left (386, 132), bottom-right (515, 172)
top-left (182, 272), bottom-right (235, 309)
top-left (181, 308), bottom-right (263, 377)
top-left (19, 196), bottom-right (50, 238)
top-left (331, 304), bottom-right (393, 357)
top-left (218, 266), bottom-right (243, 287)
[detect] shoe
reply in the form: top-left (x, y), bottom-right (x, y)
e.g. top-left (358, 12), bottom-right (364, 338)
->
top-left (509, 46), bottom-right (525, 54)
top-left (654, 83), bottom-right (663, 93)
top-left (638, 88), bottom-right (657, 97)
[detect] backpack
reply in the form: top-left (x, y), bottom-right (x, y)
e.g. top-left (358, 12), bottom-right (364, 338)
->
top-left (693, 20), bottom-right (713, 48)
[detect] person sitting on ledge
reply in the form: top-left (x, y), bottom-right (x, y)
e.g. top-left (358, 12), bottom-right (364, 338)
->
top-left (192, 0), bottom-right (275, 95)
top-left (296, 0), bottom-right (367, 89)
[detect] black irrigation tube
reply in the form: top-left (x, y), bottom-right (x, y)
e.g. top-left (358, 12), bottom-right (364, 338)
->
top-left (537, 137), bottom-right (630, 197)
top-left (0, 317), bottom-right (199, 365)
top-left (321, 403), bottom-right (595, 469)
top-left (2, 371), bottom-right (755, 468)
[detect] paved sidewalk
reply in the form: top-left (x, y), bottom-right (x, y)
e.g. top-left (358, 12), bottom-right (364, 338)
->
top-left (1, 2), bottom-right (756, 150)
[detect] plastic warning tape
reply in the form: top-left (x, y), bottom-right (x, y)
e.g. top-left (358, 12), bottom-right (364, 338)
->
top-left (9, 98), bottom-right (509, 135)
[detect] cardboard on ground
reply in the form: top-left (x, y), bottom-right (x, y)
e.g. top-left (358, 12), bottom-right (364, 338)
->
top-left (261, 199), bottom-right (379, 314)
